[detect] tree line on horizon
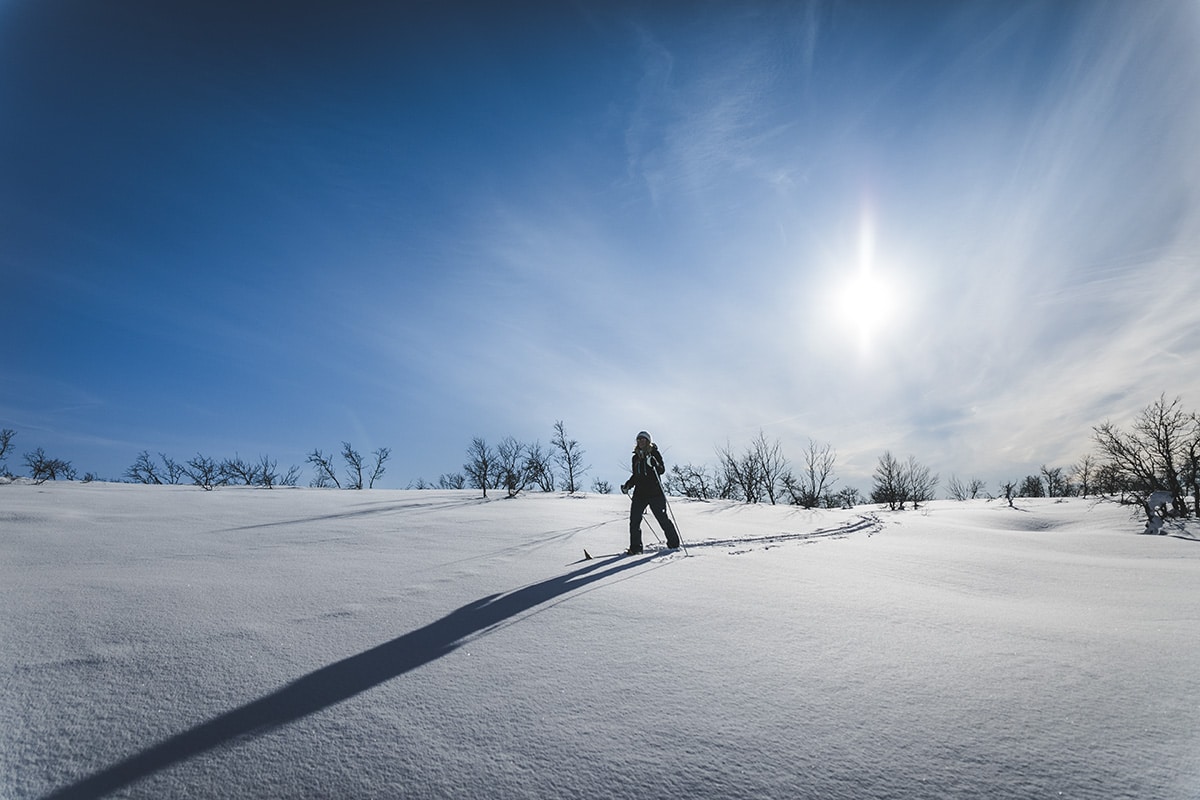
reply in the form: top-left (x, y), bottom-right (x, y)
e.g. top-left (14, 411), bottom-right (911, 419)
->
top-left (409, 421), bottom-right (595, 498)
top-left (2, 396), bottom-right (1197, 520)
top-left (659, 395), bottom-right (1199, 520)
top-left (0, 420), bottom-right (595, 498)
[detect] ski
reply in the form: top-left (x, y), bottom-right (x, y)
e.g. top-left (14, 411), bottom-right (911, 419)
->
top-left (583, 547), bottom-right (680, 560)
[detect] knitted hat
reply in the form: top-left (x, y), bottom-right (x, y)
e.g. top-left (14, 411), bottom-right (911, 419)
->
top-left (636, 430), bottom-right (651, 441)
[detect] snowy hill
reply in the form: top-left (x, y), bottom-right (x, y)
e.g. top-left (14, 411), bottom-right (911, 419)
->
top-left (3, 482), bottom-right (1198, 799)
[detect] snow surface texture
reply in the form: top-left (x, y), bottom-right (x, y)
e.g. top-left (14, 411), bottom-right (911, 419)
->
top-left (2, 482), bottom-right (1199, 800)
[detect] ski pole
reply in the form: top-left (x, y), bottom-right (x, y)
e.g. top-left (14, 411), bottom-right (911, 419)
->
top-left (641, 509), bottom-right (665, 545)
top-left (650, 460), bottom-right (688, 555)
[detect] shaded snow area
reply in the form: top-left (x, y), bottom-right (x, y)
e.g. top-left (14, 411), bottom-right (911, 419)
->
top-left (3, 483), bottom-right (1199, 799)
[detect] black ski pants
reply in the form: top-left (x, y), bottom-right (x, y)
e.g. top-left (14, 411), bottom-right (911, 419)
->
top-left (629, 491), bottom-right (680, 550)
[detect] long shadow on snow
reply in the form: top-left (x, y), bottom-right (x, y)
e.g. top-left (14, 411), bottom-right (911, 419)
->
top-left (45, 554), bottom-right (650, 800)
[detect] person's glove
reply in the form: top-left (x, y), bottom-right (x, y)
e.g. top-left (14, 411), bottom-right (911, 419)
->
top-left (621, 481), bottom-right (632, 494)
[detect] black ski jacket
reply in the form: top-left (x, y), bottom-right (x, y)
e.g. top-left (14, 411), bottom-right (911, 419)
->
top-left (622, 445), bottom-right (666, 497)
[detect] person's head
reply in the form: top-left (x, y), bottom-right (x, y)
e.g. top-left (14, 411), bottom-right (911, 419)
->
top-left (636, 431), bottom-right (651, 449)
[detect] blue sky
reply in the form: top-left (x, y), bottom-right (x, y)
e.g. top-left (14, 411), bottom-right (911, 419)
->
top-left (3, 0), bottom-right (1199, 492)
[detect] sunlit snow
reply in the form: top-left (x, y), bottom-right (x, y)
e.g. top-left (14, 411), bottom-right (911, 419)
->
top-left (3, 482), bottom-right (1198, 799)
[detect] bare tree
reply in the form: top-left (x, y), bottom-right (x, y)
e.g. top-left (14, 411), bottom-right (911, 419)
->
top-left (717, 441), bottom-right (761, 503)
top-left (591, 477), bottom-right (612, 494)
top-left (1093, 412), bottom-right (1154, 497)
top-left (280, 463), bottom-right (301, 487)
top-left (215, 454), bottom-right (298, 488)
top-left (437, 472), bottom-right (466, 490)
top-left (161, 453), bottom-right (186, 485)
top-left (870, 452), bottom-right (936, 510)
top-left (871, 450), bottom-right (904, 510)
top-left (219, 454), bottom-right (258, 485)
top-left (257, 455), bottom-right (299, 488)
top-left (1093, 395), bottom-right (1196, 514)
top-left (464, 437), bottom-right (497, 497)
top-left (125, 451), bottom-right (186, 485)
top-left (667, 463), bottom-right (719, 500)
top-left (496, 436), bottom-right (529, 498)
top-left (126, 450), bottom-right (164, 484)
top-left (718, 431), bottom-right (790, 505)
top-left (783, 440), bottom-right (836, 509)
top-left (904, 455), bottom-right (938, 509)
top-left (342, 442), bottom-right (365, 490)
top-left (0, 428), bottom-right (14, 475)
top-left (1040, 464), bottom-right (1066, 498)
top-left (24, 448), bottom-right (76, 484)
top-left (713, 465), bottom-right (740, 500)
top-left (185, 454), bottom-right (221, 491)
top-left (1188, 417), bottom-right (1200, 517)
top-left (947, 475), bottom-right (986, 501)
top-left (256, 455), bottom-right (280, 488)
top-left (1093, 462), bottom-right (1123, 497)
top-left (524, 441), bottom-right (555, 492)
top-left (1071, 454), bottom-right (1097, 498)
top-left (1001, 479), bottom-right (1018, 508)
top-left (835, 486), bottom-right (864, 508)
top-left (369, 447), bottom-right (390, 489)
top-left (307, 449), bottom-right (341, 488)
top-left (1019, 475), bottom-right (1045, 498)
top-left (751, 431), bottom-right (788, 505)
top-left (551, 420), bottom-right (589, 494)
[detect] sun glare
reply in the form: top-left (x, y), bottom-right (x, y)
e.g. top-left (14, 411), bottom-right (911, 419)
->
top-left (837, 269), bottom-right (896, 352)
top-left (831, 205), bottom-right (901, 354)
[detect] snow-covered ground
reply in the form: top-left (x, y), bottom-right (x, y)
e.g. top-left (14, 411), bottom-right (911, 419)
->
top-left (3, 482), bottom-right (1198, 799)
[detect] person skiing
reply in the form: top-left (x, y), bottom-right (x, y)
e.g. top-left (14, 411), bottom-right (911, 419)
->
top-left (620, 431), bottom-right (681, 554)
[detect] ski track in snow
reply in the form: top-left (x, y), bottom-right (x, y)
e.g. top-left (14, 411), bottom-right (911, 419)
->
top-left (687, 512), bottom-right (884, 554)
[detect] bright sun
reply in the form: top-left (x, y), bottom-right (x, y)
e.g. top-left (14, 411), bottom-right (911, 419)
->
top-left (836, 269), bottom-right (896, 352)
top-left (831, 204), bottom-right (902, 354)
